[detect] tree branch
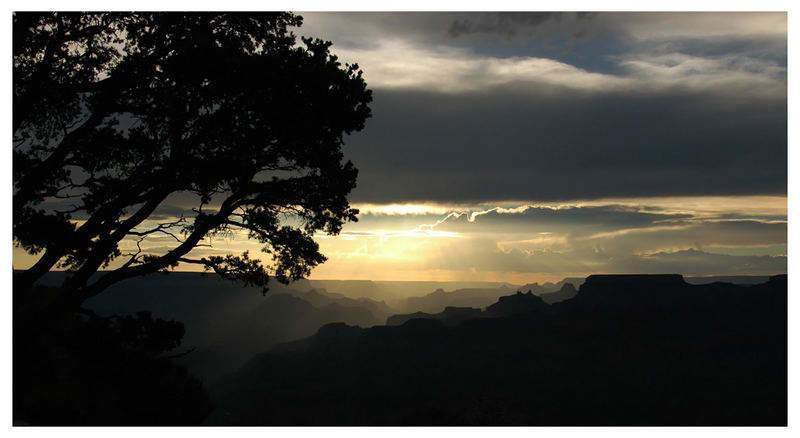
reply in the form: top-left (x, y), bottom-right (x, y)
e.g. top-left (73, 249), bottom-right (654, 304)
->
top-left (127, 218), bottom-right (187, 243)
top-left (71, 192), bottom-right (243, 303)
top-left (60, 186), bottom-right (173, 293)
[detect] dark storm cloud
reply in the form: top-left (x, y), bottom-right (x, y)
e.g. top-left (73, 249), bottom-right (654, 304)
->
top-left (300, 12), bottom-right (622, 72)
top-left (301, 12), bottom-right (785, 68)
top-left (343, 87), bottom-right (786, 203)
top-left (137, 12), bottom-right (788, 224)
top-left (447, 12), bottom-right (568, 38)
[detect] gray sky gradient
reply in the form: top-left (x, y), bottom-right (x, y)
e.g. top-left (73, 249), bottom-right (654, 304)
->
top-left (296, 12), bottom-right (786, 204)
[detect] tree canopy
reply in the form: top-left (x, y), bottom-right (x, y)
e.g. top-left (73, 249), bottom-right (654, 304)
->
top-left (13, 12), bottom-right (372, 308)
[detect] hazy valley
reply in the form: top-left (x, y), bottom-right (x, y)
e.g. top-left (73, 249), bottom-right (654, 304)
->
top-left (25, 271), bottom-right (786, 426)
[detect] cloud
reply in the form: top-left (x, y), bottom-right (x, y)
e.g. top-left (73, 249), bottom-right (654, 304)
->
top-left (352, 203), bottom-right (453, 216)
top-left (616, 52), bottom-right (785, 97)
top-left (576, 219), bottom-right (787, 256)
top-left (19, 196), bottom-right (785, 281)
top-left (613, 249), bottom-right (786, 276)
top-left (327, 39), bottom-right (784, 96)
top-left (414, 237), bottom-right (785, 278)
top-left (447, 12), bottom-right (568, 38)
top-left (18, 13), bottom-right (788, 283)
top-left (301, 12), bottom-right (786, 55)
top-left (431, 205), bottom-right (693, 236)
top-left (422, 204), bottom-right (786, 253)
top-left (327, 40), bottom-right (620, 94)
top-left (343, 85), bottom-right (785, 203)
top-left (277, 13), bottom-right (788, 205)
top-left (631, 34), bottom-right (786, 63)
top-left (305, 199), bottom-right (787, 281)
top-left (616, 12), bottom-right (786, 40)
top-left (300, 12), bottom-right (786, 75)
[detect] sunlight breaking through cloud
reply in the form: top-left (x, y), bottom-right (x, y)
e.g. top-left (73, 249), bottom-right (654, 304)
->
top-left (305, 196), bottom-right (787, 282)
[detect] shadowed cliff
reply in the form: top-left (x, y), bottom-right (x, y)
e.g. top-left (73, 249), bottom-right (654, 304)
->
top-left (208, 274), bottom-right (787, 426)
top-left (404, 285), bottom-right (515, 314)
top-left (386, 306), bottom-right (483, 326)
top-left (73, 273), bottom-right (392, 383)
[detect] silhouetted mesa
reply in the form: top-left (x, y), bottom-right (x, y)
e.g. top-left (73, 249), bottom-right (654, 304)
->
top-left (568, 274), bottom-right (690, 309)
top-left (405, 285), bottom-right (513, 313)
top-left (538, 282), bottom-right (578, 304)
top-left (209, 274), bottom-right (786, 426)
top-left (517, 278), bottom-right (585, 296)
top-left (386, 306), bottom-right (483, 326)
top-left (684, 275), bottom-right (771, 285)
top-left (584, 273), bottom-right (687, 288)
top-left (483, 291), bottom-right (548, 317)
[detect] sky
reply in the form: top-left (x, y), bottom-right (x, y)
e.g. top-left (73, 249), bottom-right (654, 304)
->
top-left (11, 11), bottom-right (788, 283)
top-left (296, 11), bottom-right (788, 282)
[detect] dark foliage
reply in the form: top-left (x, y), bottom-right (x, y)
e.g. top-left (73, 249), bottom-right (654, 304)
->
top-left (13, 12), bottom-right (371, 307)
top-left (14, 287), bottom-right (213, 425)
top-left (209, 275), bottom-right (787, 426)
top-left (13, 12), bottom-right (370, 425)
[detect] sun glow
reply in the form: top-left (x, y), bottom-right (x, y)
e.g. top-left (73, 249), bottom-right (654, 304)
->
top-left (352, 203), bottom-right (455, 216)
top-left (13, 195), bottom-right (786, 282)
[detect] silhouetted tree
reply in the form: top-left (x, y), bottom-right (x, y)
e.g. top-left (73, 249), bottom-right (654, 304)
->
top-left (13, 12), bottom-right (372, 309)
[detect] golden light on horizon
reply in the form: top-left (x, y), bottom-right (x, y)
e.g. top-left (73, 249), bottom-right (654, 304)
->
top-left (13, 196), bottom-right (787, 283)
